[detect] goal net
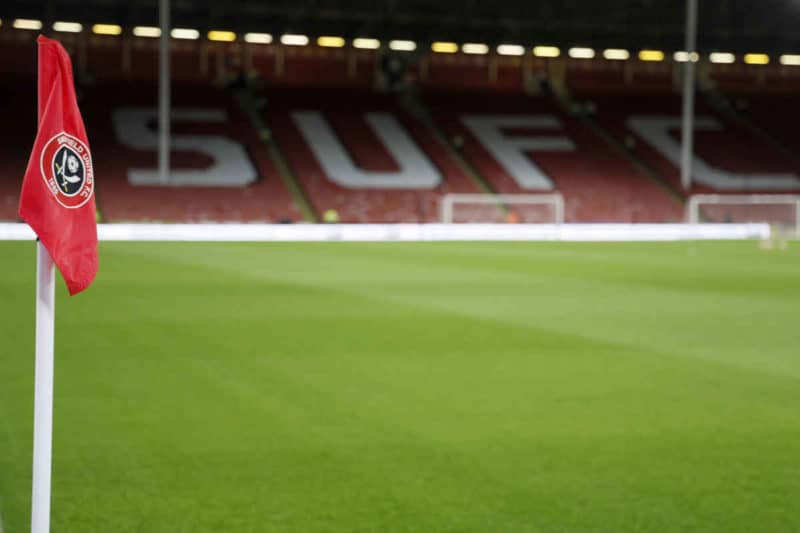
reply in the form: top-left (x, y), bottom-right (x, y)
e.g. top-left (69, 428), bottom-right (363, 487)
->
top-left (686, 194), bottom-right (800, 237)
top-left (441, 194), bottom-right (565, 224)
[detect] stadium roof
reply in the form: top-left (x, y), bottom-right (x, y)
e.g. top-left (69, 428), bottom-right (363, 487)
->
top-left (4, 0), bottom-right (800, 54)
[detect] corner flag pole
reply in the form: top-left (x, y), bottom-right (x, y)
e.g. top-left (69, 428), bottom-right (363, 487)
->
top-left (21, 35), bottom-right (98, 532)
top-left (31, 241), bottom-right (55, 533)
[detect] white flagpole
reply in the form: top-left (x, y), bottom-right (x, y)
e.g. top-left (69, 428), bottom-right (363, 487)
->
top-left (31, 241), bottom-right (55, 533)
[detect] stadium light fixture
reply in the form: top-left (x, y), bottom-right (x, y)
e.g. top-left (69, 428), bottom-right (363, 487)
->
top-left (533, 46), bottom-right (560, 58)
top-left (568, 47), bottom-right (595, 59)
top-left (133, 26), bottom-right (161, 38)
top-left (462, 43), bottom-right (489, 55)
top-left (780, 54), bottom-right (800, 66)
top-left (53, 21), bottom-right (83, 33)
top-left (744, 53), bottom-right (769, 65)
top-left (208, 31), bottom-right (237, 42)
top-left (674, 51), bottom-right (699, 62)
top-left (92, 24), bottom-right (122, 36)
top-left (171, 28), bottom-right (200, 40)
top-left (13, 18), bottom-right (43, 30)
top-left (497, 44), bottom-right (525, 56)
top-left (389, 40), bottom-right (417, 51)
top-left (603, 48), bottom-right (629, 60)
top-left (318, 36), bottom-right (346, 48)
top-left (281, 34), bottom-right (309, 46)
top-left (353, 38), bottom-right (380, 49)
top-left (432, 41), bottom-right (459, 54)
top-left (244, 33), bottom-right (272, 44)
top-left (709, 52), bottom-right (735, 64)
top-left (639, 49), bottom-right (665, 62)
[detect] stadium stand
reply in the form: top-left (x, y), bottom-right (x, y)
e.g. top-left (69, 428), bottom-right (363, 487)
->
top-left (422, 89), bottom-right (683, 222)
top-left (4, 24), bottom-right (800, 224)
top-left (263, 87), bottom-right (481, 222)
top-left (570, 60), bottom-right (800, 194)
top-left (729, 93), bottom-right (800, 156)
top-left (0, 29), bottom-right (38, 78)
top-left (582, 90), bottom-right (800, 193)
top-left (0, 81), bottom-right (36, 221)
top-left (251, 45), bottom-right (375, 88)
top-left (414, 53), bottom-right (529, 92)
top-left (711, 63), bottom-right (800, 157)
top-left (0, 31), bottom-right (41, 219)
top-left (82, 81), bottom-right (302, 222)
top-left (1, 29), bottom-right (303, 222)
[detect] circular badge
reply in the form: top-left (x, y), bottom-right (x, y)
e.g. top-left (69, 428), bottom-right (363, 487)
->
top-left (39, 132), bottom-right (94, 209)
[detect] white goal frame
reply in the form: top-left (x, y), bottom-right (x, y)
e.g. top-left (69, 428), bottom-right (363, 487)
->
top-left (441, 193), bottom-right (565, 224)
top-left (686, 194), bottom-right (800, 235)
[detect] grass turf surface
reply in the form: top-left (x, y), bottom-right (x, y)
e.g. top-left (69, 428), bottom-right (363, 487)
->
top-left (0, 240), bottom-right (799, 532)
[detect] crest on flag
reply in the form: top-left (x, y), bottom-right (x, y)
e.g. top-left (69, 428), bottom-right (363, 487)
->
top-left (39, 132), bottom-right (94, 209)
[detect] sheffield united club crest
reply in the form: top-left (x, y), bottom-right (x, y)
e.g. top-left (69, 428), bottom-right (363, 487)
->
top-left (39, 132), bottom-right (94, 209)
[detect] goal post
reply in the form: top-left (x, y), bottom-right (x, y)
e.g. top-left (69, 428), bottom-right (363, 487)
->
top-left (441, 193), bottom-right (565, 224)
top-left (686, 194), bottom-right (800, 237)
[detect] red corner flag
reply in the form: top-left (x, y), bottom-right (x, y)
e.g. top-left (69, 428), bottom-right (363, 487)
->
top-left (19, 35), bottom-right (98, 295)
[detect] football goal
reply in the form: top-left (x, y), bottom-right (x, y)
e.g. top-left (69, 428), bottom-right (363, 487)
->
top-left (686, 194), bottom-right (800, 237)
top-left (440, 193), bottom-right (565, 224)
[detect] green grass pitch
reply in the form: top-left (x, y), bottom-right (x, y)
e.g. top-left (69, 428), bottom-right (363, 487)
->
top-left (1, 240), bottom-right (799, 532)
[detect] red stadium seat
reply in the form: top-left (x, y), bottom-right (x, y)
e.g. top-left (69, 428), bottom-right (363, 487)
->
top-left (264, 87), bottom-right (480, 222)
top-left (80, 82), bottom-right (301, 222)
top-left (422, 89), bottom-right (683, 222)
top-left (0, 83), bottom-right (36, 220)
top-left (577, 87), bottom-right (800, 193)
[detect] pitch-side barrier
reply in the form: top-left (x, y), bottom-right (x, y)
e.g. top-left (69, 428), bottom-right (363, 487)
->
top-left (0, 223), bottom-right (770, 242)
